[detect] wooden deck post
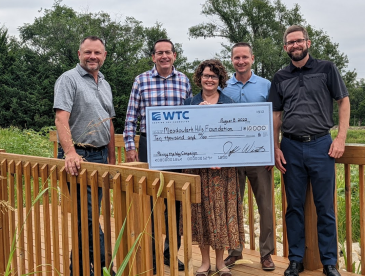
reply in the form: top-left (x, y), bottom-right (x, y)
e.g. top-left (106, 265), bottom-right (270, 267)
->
top-left (303, 181), bottom-right (322, 270)
top-left (0, 157), bottom-right (5, 274)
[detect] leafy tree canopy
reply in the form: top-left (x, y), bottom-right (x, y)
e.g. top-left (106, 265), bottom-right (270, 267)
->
top-left (1, 0), bottom-right (363, 131)
top-left (189, 0), bottom-right (356, 83)
top-left (0, 1), bottom-right (194, 133)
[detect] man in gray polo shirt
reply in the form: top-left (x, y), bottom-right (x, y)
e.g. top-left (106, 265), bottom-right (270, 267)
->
top-left (54, 36), bottom-right (116, 276)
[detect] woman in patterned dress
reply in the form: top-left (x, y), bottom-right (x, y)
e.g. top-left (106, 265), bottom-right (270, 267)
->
top-left (183, 60), bottom-right (245, 276)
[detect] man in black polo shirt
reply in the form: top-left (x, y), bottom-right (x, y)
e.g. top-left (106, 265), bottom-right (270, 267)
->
top-left (269, 25), bottom-right (350, 276)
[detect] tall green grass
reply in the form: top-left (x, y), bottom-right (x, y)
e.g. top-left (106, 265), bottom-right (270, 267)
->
top-left (336, 164), bottom-right (362, 244)
top-left (0, 126), bottom-right (54, 157)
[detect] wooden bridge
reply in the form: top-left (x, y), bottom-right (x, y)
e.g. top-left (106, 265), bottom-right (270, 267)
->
top-left (0, 132), bottom-right (364, 275)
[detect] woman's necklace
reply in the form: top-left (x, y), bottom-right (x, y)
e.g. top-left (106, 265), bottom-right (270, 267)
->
top-left (202, 92), bottom-right (219, 104)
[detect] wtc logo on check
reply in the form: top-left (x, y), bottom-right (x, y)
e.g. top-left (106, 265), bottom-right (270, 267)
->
top-left (152, 111), bottom-right (189, 121)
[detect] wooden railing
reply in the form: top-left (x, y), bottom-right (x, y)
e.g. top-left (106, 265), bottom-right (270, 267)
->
top-left (50, 130), bottom-right (365, 274)
top-left (0, 150), bottom-right (201, 276)
top-left (2, 130), bottom-right (365, 275)
top-left (335, 145), bottom-right (365, 274)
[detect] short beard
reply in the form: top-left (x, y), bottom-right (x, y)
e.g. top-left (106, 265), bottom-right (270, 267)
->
top-left (287, 48), bottom-right (308, 62)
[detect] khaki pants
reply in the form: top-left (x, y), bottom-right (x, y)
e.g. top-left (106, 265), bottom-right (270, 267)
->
top-left (228, 166), bottom-right (274, 257)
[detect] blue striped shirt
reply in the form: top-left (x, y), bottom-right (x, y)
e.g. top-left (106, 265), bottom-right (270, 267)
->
top-left (124, 66), bottom-right (192, 151)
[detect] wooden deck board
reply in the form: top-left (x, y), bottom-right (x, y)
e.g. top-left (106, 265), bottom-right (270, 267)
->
top-left (12, 205), bottom-right (355, 276)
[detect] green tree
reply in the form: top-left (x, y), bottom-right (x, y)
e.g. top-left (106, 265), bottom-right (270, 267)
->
top-left (348, 79), bottom-right (365, 126)
top-left (0, 26), bottom-right (56, 129)
top-left (189, 0), bottom-right (355, 83)
top-left (18, 1), bottom-right (150, 132)
top-left (1, 1), bottom-right (192, 133)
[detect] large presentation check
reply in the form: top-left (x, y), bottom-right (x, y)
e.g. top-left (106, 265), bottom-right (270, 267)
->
top-left (146, 103), bottom-right (274, 170)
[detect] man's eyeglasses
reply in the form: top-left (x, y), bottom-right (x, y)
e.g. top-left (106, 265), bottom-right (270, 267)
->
top-left (202, 74), bottom-right (219, 80)
top-left (154, 50), bottom-right (173, 56)
top-left (285, 39), bottom-right (307, 46)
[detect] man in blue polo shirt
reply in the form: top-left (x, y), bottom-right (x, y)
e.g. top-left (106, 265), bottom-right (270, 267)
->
top-left (223, 42), bottom-right (275, 271)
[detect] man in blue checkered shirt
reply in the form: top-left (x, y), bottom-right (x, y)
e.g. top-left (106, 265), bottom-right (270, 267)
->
top-left (124, 39), bottom-right (192, 160)
top-left (123, 39), bottom-right (192, 274)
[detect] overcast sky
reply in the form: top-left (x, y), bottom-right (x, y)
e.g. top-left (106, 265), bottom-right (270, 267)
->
top-left (1, 0), bottom-right (364, 79)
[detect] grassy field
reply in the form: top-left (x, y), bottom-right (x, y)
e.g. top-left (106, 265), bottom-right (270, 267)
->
top-left (1, 126), bottom-right (365, 156)
top-left (331, 127), bottom-right (365, 144)
top-left (0, 126), bottom-right (54, 157)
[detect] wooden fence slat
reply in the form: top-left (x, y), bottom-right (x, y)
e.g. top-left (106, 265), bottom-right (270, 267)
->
top-left (91, 171), bottom-right (101, 275)
top-left (80, 169), bottom-right (90, 276)
top-left (152, 178), bottom-right (164, 276)
top-left (120, 174), bottom-right (128, 275)
top-left (24, 162), bottom-right (35, 273)
top-left (139, 176), bottom-right (153, 276)
top-left (345, 164), bottom-right (352, 272)
top-left (41, 164), bottom-right (52, 276)
top-left (0, 160), bottom-right (6, 273)
top-left (16, 161), bottom-right (26, 275)
top-left (166, 180), bottom-right (178, 276)
top-left (303, 182), bottom-right (321, 270)
top-left (53, 142), bottom-right (58, 159)
top-left (247, 180), bottom-right (255, 250)
top-left (102, 172), bottom-right (112, 270)
top-left (138, 177), bottom-right (148, 274)
top-left (70, 174), bottom-right (80, 276)
top-left (126, 174), bottom-right (137, 276)
top-left (8, 160), bottom-right (17, 275)
top-left (182, 182), bottom-right (193, 276)
top-left (1, 159), bottom-right (10, 266)
top-left (335, 165), bottom-right (339, 268)
top-left (60, 167), bottom-right (70, 276)
top-left (118, 148), bottom-right (122, 164)
top-left (113, 173), bottom-right (125, 271)
top-left (32, 163), bottom-right (42, 275)
top-left (359, 165), bottom-right (365, 275)
top-left (51, 165), bottom-right (60, 275)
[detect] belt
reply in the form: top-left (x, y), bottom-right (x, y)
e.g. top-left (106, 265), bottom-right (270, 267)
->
top-left (140, 133), bottom-right (146, 137)
top-left (58, 144), bottom-right (106, 152)
top-left (283, 131), bottom-right (329, 142)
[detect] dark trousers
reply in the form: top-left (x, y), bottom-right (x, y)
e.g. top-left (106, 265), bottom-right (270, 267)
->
top-left (281, 134), bottom-right (337, 265)
top-left (58, 147), bottom-right (110, 276)
top-left (138, 135), bottom-right (182, 262)
top-left (229, 166), bottom-right (274, 257)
